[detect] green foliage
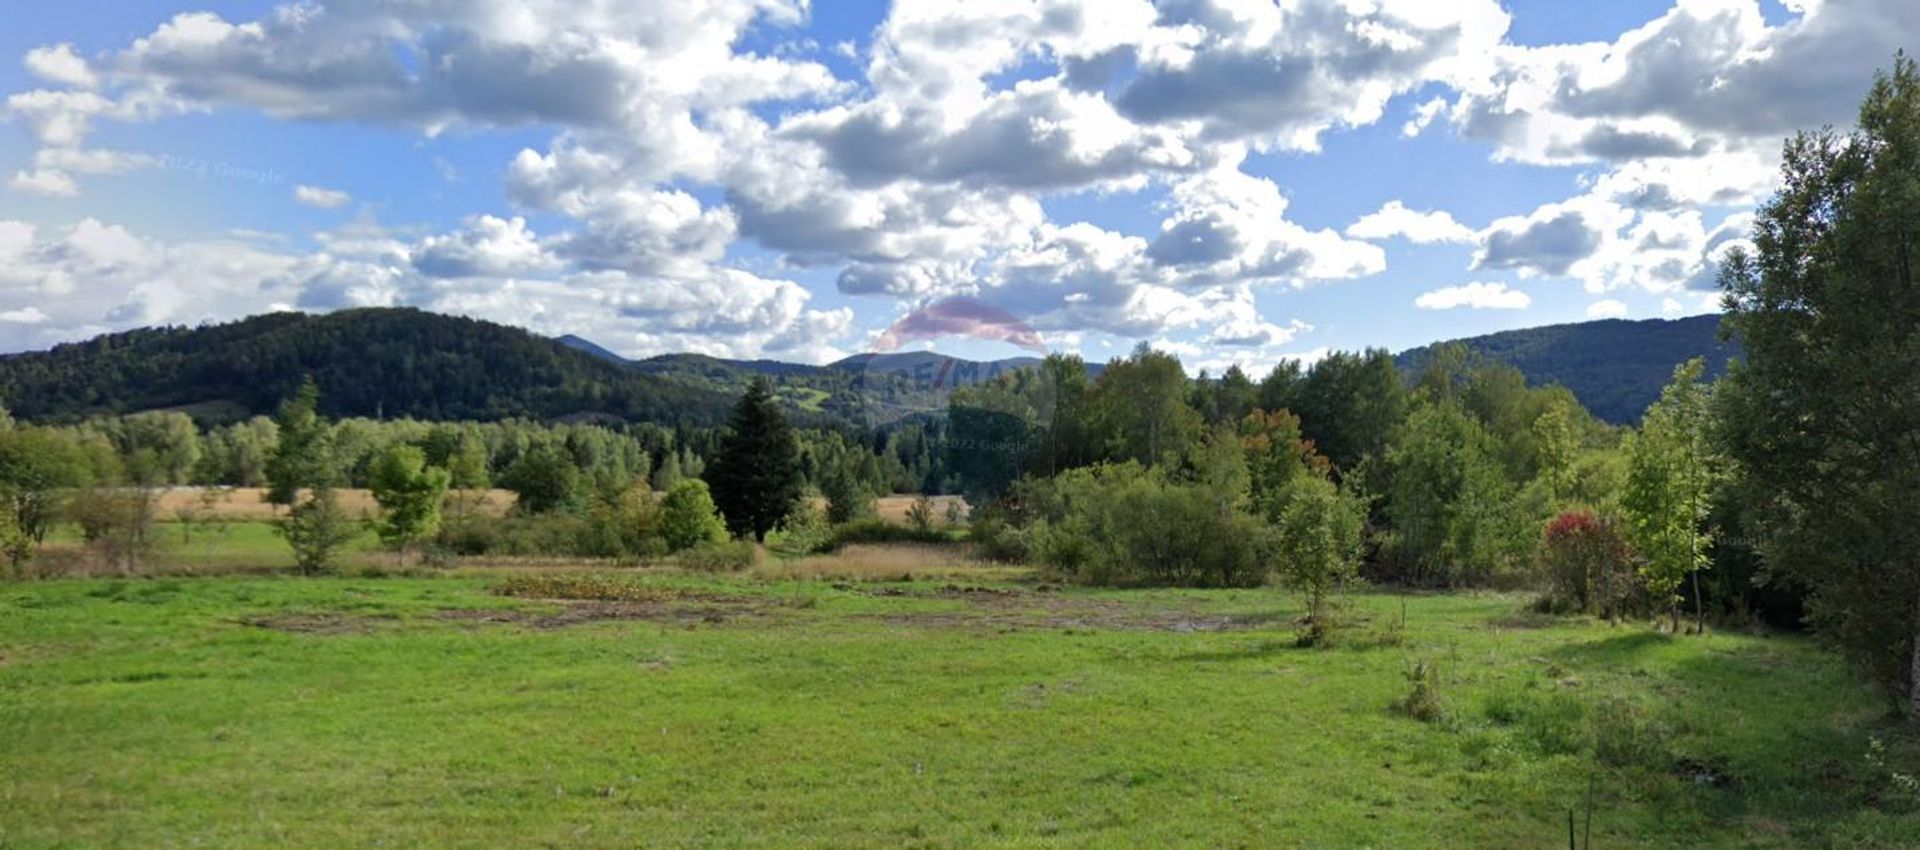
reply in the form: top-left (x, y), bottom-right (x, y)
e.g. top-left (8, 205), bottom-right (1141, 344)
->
top-left (708, 378), bottom-right (803, 541)
top-left (279, 488), bottom-right (359, 575)
top-left (0, 426), bottom-right (89, 545)
top-left (0, 504), bottom-right (32, 576)
top-left (1022, 463), bottom-right (1272, 588)
top-left (1621, 359), bottom-right (1716, 628)
top-left (1717, 56), bottom-right (1920, 708)
top-left (660, 479), bottom-right (728, 552)
top-left (1396, 314), bottom-right (1733, 424)
top-left (0, 307), bottom-right (734, 425)
top-left (1382, 399), bottom-right (1531, 585)
top-left (502, 443), bottom-right (581, 515)
top-left (904, 494), bottom-right (936, 533)
top-left (1273, 476), bottom-right (1366, 620)
top-left (368, 444), bottom-right (452, 560)
top-left (819, 461), bottom-right (876, 524)
top-left (1090, 343), bottom-right (1204, 467)
top-left (816, 518), bottom-right (952, 552)
top-left (1293, 349), bottom-right (1408, 472)
top-left (1394, 658), bottom-right (1447, 723)
top-left (265, 379), bottom-right (335, 506)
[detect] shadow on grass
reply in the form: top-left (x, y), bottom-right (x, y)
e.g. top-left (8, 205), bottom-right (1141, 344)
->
top-left (1548, 629), bottom-right (1673, 666)
top-left (1172, 638), bottom-right (1301, 663)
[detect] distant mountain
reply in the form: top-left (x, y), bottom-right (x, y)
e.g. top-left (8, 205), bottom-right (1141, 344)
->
top-left (0, 308), bottom-right (1728, 429)
top-left (1395, 314), bottom-right (1738, 424)
top-left (0, 308), bottom-right (735, 425)
top-left (555, 334), bottom-right (628, 365)
top-left (829, 351), bottom-right (1047, 379)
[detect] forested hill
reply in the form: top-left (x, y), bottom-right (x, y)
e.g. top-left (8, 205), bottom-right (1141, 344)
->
top-left (1394, 314), bottom-right (1737, 424)
top-left (0, 308), bottom-right (736, 425)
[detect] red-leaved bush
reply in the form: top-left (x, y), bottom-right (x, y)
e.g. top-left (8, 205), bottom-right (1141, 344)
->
top-left (1538, 510), bottom-right (1637, 616)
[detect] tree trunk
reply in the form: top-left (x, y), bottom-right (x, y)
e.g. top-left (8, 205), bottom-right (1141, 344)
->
top-left (1691, 568), bottom-right (1705, 636)
top-left (1911, 606), bottom-right (1920, 719)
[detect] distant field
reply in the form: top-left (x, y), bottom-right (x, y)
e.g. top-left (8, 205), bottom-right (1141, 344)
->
top-left (152, 488), bottom-right (963, 527)
top-left (3, 571), bottom-right (1917, 848)
top-left (151, 487), bottom-right (518, 521)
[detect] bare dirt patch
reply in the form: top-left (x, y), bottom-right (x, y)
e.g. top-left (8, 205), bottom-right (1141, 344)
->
top-left (443, 597), bottom-right (771, 630)
top-left (238, 612), bottom-right (388, 635)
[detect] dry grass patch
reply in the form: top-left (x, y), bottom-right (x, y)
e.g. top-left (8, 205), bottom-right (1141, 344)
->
top-left (155, 486), bottom-right (517, 521)
top-left (755, 543), bottom-right (1021, 582)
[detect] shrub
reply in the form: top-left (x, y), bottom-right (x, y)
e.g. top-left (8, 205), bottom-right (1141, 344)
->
top-left (1272, 476), bottom-right (1366, 621)
top-left (967, 510), bottom-right (1030, 563)
top-left (280, 489), bottom-right (359, 575)
top-left (772, 498), bottom-right (832, 555)
top-left (905, 495), bottom-right (936, 532)
top-left (678, 540), bottom-right (757, 572)
top-left (1394, 658), bottom-right (1447, 723)
top-left (1021, 463), bottom-right (1273, 588)
top-left (819, 518), bottom-right (951, 552)
top-left (660, 479), bottom-right (728, 552)
top-left (1537, 510), bottom-right (1638, 617)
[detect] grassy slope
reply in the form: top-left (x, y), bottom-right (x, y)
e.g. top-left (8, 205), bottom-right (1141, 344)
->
top-left (2, 576), bottom-right (1916, 848)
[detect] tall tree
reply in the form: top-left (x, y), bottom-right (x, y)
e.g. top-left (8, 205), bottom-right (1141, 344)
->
top-left (265, 378), bottom-right (335, 507)
top-left (502, 442), bottom-right (581, 514)
top-left (1622, 359), bottom-right (1718, 634)
top-left (1294, 349), bottom-right (1408, 473)
top-left (708, 378), bottom-right (802, 542)
top-left (1717, 57), bottom-right (1920, 711)
top-left (1090, 343), bottom-right (1202, 466)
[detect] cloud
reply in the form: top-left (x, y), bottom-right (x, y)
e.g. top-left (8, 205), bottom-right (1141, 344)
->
top-left (411, 216), bottom-right (560, 279)
top-left (293, 185), bottom-right (351, 209)
top-left (0, 307), bottom-right (48, 324)
top-left (1113, 0), bottom-right (1510, 150)
top-left (1414, 282), bottom-right (1530, 310)
top-left (10, 169), bottom-right (77, 197)
top-left (24, 44), bottom-right (95, 89)
top-left (0, 215), bottom-right (855, 362)
top-left (1586, 299), bottom-right (1629, 319)
top-left (1474, 204), bottom-right (1611, 276)
top-left (1346, 201), bottom-right (1476, 244)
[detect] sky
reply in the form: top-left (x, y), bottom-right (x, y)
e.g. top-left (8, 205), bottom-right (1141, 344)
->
top-left (0, 0), bottom-right (1913, 372)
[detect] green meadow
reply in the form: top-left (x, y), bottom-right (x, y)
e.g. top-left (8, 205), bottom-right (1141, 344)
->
top-left (4, 571), bottom-right (1916, 848)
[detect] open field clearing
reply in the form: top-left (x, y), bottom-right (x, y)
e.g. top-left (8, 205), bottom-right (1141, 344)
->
top-left (146, 488), bottom-right (962, 527)
top-left (3, 571), bottom-right (1917, 848)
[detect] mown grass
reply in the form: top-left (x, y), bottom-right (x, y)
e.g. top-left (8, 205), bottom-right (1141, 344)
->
top-left (2, 573), bottom-right (1917, 848)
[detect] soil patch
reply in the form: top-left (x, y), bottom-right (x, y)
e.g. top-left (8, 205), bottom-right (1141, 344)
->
top-left (238, 612), bottom-right (386, 635)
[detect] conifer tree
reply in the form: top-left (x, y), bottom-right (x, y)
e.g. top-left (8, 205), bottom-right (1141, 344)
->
top-left (708, 378), bottom-right (801, 541)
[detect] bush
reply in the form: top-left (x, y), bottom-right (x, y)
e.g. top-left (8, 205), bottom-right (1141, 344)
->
top-left (905, 495), bottom-right (936, 532)
top-left (659, 479), bottom-right (728, 552)
top-left (1537, 510), bottom-right (1638, 617)
top-left (967, 510), bottom-right (1030, 563)
top-left (280, 489), bottom-right (359, 575)
top-left (1394, 658), bottom-right (1447, 723)
top-left (1020, 463), bottom-right (1273, 587)
top-left (772, 498), bottom-right (832, 554)
top-left (678, 540), bottom-right (757, 572)
top-left (819, 518), bottom-right (951, 552)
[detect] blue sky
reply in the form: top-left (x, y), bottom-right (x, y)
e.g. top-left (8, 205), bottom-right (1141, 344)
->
top-left (1, 0), bottom-right (1911, 370)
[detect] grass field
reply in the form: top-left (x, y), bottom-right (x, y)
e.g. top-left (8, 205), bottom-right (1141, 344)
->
top-left (4, 567), bottom-right (1918, 848)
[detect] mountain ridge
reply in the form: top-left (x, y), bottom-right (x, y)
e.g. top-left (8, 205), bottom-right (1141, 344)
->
top-left (0, 308), bottom-right (1731, 427)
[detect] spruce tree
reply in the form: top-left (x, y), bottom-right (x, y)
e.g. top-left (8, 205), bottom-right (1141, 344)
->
top-left (708, 378), bottom-right (801, 541)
